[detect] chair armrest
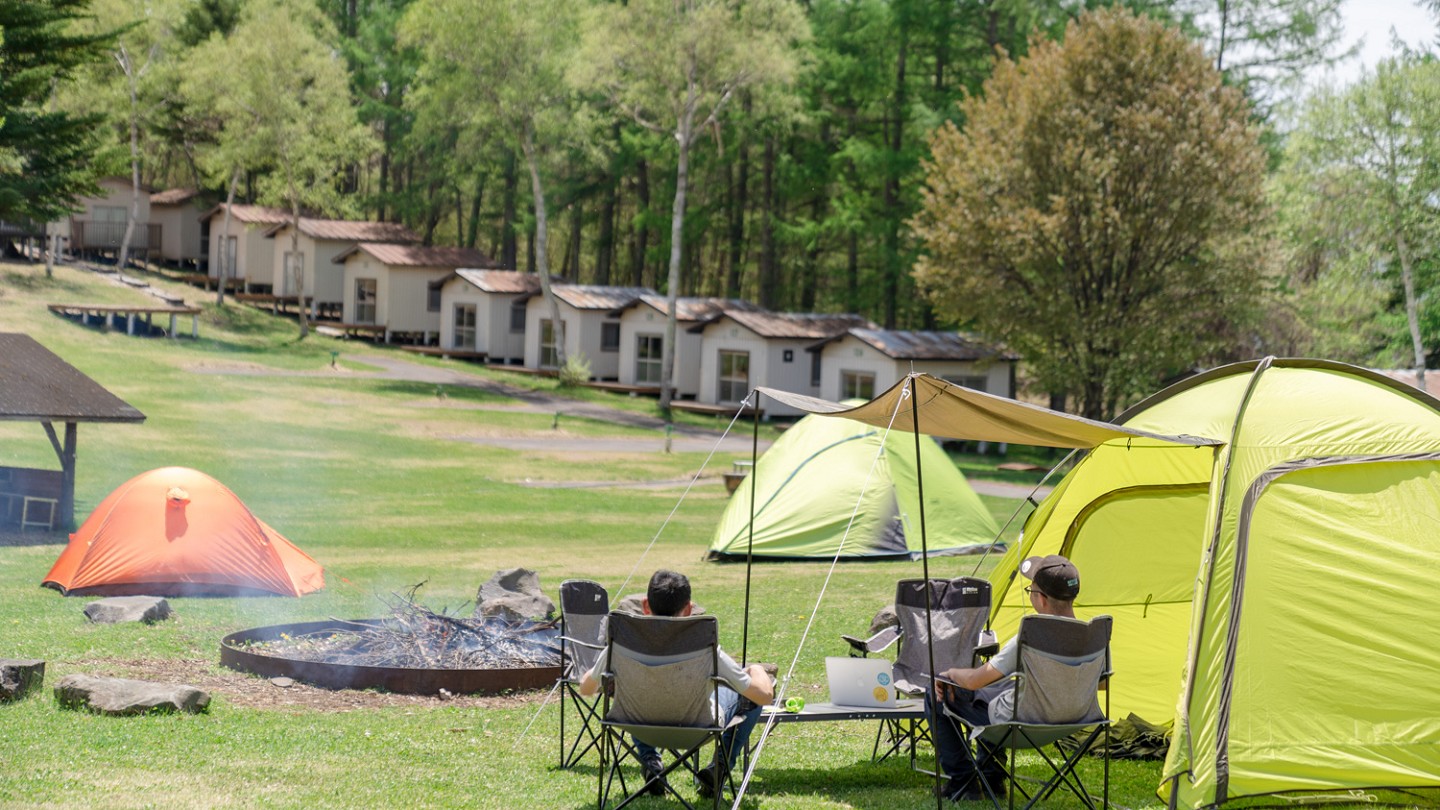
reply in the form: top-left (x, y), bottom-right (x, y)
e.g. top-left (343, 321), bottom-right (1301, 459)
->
top-left (559, 636), bottom-right (605, 651)
top-left (840, 625), bottom-right (901, 656)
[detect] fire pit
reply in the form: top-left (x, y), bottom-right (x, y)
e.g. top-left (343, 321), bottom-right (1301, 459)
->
top-left (220, 612), bottom-right (563, 696)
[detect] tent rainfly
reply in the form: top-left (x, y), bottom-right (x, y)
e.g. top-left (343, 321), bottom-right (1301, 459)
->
top-left (762, 362), bottom-right (1440, 807)
top-left (43, 467), bottom-right (324, 597)
top-left (707, 410), bottom-right (999, 560)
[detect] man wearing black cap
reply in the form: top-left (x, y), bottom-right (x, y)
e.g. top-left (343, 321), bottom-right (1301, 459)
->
top-left (926, 554), bottom-right (1082, 802)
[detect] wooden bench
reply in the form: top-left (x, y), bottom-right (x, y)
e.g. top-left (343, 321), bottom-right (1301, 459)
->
top-left (312, 320), bottom-right (388, 340)
top-left (582, 381), bottom-right (661, 396)
top-left (669, 400), bottom-right (762, 419)
top-left (399, 345), bottom-right (488, 361)
top-left (48, 303), bottom-right (201, 338)
top-left (485, 364), bottom-right (558, 377)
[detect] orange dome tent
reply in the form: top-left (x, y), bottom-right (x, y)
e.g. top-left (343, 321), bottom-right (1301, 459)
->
top-left (43, 467), bottom-right (324, 597)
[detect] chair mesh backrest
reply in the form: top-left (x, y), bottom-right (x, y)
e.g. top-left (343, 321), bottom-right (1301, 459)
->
top-left (1013, 614), bottom-right (1111, 725)
top-left (560, 579), bottom-right (609, 681)
top-left (605, 613), bottom-right (721, 728)
top-left (893, 577), bottom-right (991, 694)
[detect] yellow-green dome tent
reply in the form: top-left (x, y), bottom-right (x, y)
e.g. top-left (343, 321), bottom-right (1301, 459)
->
top-left (982, 358), bottom-right (1440, 808)
top-left (707, 410), bottom-right (999, 560)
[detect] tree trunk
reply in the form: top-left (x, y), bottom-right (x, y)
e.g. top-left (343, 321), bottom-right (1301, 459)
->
top-left (758, 137), bottom-right (778, 308)
top-left (567, 195), bottom-right (582, 281)
top-left (44, 222), bottom-right (53, 279)
top-left (659, 118), bottom-right (695, 412)
top-left (1396, 227), bottom-right (1426, 391)
top-left (502, 151), bottom-right (519, 269)
top-left (522, 129), bottom-right (564, 369)
top-left (597, 168), bottom-right (616, 285)
top-left (217, 169), bottom-right (239, 307)
top-left (631, 159), bottom-right (650, 287)
top-left (882, 26), bottom-right (908, 329)
top-left (465, 173), bottom-right (485, 250)
top-left (726, 102), bottom-right (751, 299)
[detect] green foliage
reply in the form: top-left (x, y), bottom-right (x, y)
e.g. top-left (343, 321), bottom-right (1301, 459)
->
top-left (1276, 57), bottom-right (1440, 373)
top-left (914, 8), bottom-right (1271, 419)
top-left (557, 351), bottom-right (592, 388)
top-left (0, 0), bottom-right (113, 222)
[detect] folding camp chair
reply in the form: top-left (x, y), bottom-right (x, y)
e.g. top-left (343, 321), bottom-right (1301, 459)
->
top-left (596, 612), bottom-right (739, 810)
top-left (943, 614), bottom-right (1113, 810)
top-left (858, 577), bottom-right (991, 768)
top-left (558, 579), bottom-right (609, 769)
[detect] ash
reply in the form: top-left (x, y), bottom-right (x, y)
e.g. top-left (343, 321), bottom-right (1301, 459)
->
top-left (259, 587), bottom-right (561, 670)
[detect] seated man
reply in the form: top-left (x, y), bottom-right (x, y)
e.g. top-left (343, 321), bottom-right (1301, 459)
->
top-left (926, 555), bottom-right (1082, 802)
top-left (580, 569), bottom-right (775, 797)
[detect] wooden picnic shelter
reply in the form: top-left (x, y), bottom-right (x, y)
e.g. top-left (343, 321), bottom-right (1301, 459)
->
top-left (0, 333), bottom-right (145, 531)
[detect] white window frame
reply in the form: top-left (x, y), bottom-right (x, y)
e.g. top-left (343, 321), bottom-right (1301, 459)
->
top-left (841, 370), bottom-right (876, 401)
top-left (540, 319), bottom-right (564, 369)
top-left (355, 278), bottom-right (377, 323)
top-left (718, 350), bottom-right (750, 404)
top-left (453, 304), bottom-right (477, 350)
top-left (635, 334), bottom-right (663, 384)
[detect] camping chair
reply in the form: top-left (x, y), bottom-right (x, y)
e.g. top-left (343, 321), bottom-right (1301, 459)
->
top-left (596, 612), bottom-right (738, 810)
top-left (942, 614), bottom-right (1113, 810)
top-left (558, 579), bottom-right (610, 769)
top-left (868, 577), bottom-right (993, 768)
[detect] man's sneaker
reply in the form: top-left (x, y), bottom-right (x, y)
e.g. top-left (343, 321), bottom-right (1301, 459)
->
top-left (694, 762), bottom-right (727, 799)
top-left (641, 756), bottom-right (667, 797)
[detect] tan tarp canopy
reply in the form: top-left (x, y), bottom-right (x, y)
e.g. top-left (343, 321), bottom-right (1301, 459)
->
top-left (756, 374), bottom-right (1217, 449)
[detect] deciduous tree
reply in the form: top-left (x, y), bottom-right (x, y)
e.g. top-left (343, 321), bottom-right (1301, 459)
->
top-left (914, 8), bottom-right (1270, 419)
top-left (574, 0), bottom-right (808, 411)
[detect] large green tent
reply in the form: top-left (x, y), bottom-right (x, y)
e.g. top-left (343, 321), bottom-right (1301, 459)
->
top-left (707, 410), bottom-right (1000, 560)
top-left (981, 359), bottom-right (1440, 807)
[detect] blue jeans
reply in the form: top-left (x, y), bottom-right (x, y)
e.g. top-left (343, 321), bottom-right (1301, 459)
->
top-left (634, 686), bottom-right (762, 770)
top-left (926, 687), bottom-right (1006, 793)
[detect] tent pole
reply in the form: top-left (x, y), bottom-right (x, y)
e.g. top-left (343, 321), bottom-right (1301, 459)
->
top-left (741, 390), bottom-right (760, 666)
top-left (908, 376), bottom-right (943, 810)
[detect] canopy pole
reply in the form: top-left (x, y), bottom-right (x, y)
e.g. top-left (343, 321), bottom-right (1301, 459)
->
top-left (906, 376), bottom-right (942, 810)
top-left (741, 389), bottom-right (760, 666)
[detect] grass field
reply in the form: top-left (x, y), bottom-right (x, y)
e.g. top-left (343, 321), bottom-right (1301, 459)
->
top-left (0, 260), bottom-right (1165, 809)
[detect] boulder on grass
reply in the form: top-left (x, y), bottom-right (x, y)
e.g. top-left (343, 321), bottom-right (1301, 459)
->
top-left (54, 674), bottom-right (209, 716)
top-left (473, 568), bottom-right (555, 622)
top-left (0, 659), bottom-right (45, 702)
top-left (83, 596), bottom-right (172, 625)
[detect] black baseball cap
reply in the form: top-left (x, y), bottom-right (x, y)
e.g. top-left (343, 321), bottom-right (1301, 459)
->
top-left (1020, 554), bottom-right (1080, 601)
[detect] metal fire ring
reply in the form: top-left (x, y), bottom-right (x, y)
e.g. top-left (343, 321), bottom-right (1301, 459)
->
top-left (220, 619), bottom-right (561, 695)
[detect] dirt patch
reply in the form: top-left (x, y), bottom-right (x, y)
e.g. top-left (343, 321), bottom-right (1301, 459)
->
top-left (64, 657), bottom-right (548, 713)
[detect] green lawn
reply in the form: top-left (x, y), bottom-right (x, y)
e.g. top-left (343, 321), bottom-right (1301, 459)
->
top-left (0, 261), bottom-right (1166, 809)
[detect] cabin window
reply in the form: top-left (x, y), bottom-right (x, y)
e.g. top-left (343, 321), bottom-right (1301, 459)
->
top-left (509, 300), bottom-right (527, 333)
top-left (636, 334), bottom-right (663, 383)
top-left (540, 319), bottom-right (564, 369)
top-left (355, 278), bottom-right (377, 323)
top-left (601, 322), bottom-right (621, 353)
top-left (454, 304), bottom-right (477, 350)
top-left (810, 353), bottom-right (822, 387)
top-left (841, 371), bottom-right (876, 401)
top-left (427, 284), bottom-right (442, 312)
top-left (944, 375), bottom-right (988, 393)
top-left (718, 350), bottom-right (750, 403)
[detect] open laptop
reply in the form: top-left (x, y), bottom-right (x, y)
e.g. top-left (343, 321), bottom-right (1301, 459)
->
top-left (825, 656), bottom-right (896, 709)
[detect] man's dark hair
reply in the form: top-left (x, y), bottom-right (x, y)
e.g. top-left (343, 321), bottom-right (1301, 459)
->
top-left (647, 570), bottom-right (691, 617)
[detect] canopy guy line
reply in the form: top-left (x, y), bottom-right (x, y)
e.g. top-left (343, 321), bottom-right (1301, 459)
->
top-left (731, 386), bottom-right (907, 808)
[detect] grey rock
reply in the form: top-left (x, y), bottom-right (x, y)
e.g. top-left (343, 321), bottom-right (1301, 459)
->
top-left (83, 596), bottom-right (172, 624)
top-left (473, 567), bottom-right (555, 622)
top-left (869, 605), bottom-right (899, 636)
top-left (54, 674), bottom-right (210, 716)
top-left (0, 659), bottom-right (45, 702)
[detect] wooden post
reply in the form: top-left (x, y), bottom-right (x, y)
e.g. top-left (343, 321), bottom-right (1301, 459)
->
top-left (41, 422), bottom-right (78, 530)
top-left (169, 313), bottom-right (177, 338)
top-left (191, 314), bottom-right (198, 338)
top-left (126, 313), bottom-right (135, 335)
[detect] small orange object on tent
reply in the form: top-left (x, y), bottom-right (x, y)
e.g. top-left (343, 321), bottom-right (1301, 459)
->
top-left (43, 466), bottom-right (324, 597)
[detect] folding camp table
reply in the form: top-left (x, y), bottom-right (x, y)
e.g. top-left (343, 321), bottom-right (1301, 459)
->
top-left (759, 700), bottom-right (929, 765)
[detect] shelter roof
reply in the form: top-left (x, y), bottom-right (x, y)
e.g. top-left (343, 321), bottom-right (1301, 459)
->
top-left (810, 328), bottom-right (1019, 361)
top-left (199, 203), bottom-right (290, 226)
top-left (441, 268), bottom-right (539, 294)
top-left (149, 188), bottom-right (201, 206)
top-left (333, 242), bottom-right (499, 268)
top-left (758, 373), bottom-right (1216, 449)
top-left (263, 218), bottom-right (419, 243)
top-left (539, 284), bottom-right (654, 310)
top-left (615, 295), bottom-right (761, 322)
top-left (692, 309), bottom-right (874, 339)
top-left (0, 334), bottom-right (145, 423)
